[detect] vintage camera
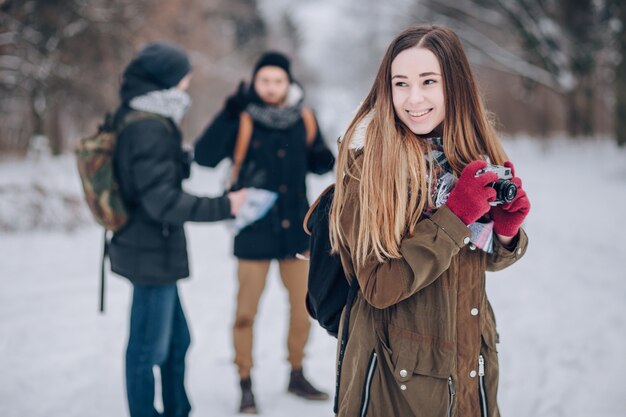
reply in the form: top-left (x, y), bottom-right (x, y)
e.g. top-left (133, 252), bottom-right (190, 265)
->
top-left (476, 165), bottom-right (517, 205)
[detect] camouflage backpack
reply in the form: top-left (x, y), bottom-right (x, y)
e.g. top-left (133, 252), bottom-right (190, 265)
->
top-left (75, 111), bottom-right (168, 231)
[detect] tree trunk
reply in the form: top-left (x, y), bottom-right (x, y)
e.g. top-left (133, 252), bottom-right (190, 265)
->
top-left (565, 79), bottom-right (594, 137)
top-left (616, 0), bottom-right (626, 146)
top-left (47, 97), bottom-right (63, 155)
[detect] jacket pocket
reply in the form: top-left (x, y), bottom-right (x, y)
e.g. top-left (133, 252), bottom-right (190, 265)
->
top-left (359, 351), bottom-right (378, 417)
top-left (387, 325), bottom-right (455, 380)
top-left (377, 328), bottom-right (455, 416)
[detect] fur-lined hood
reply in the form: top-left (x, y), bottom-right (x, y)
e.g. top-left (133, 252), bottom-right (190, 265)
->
top-left (340, 110), bottom-right (374, 151)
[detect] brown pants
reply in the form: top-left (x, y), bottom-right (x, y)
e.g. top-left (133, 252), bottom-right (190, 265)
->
top-left (233, 257), bottom-right (311, 379)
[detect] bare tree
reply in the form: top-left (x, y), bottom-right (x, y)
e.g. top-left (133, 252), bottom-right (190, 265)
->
top-left (1, 0), bottom-right (269, 155)
top-left (417, 0), bottom-right (616, 138)
top-left (0, 0), bottom-right (153, 155)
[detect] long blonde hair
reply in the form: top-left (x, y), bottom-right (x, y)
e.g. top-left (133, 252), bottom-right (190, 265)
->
top-left (330, 25), bottom-right (508, 266)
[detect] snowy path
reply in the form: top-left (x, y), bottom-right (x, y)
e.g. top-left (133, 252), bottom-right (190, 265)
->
top-left (1, 138), bottom-right (625, 417)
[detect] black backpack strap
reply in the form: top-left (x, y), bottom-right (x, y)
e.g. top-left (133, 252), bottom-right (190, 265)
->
top-left (333, 277), bottom-right (359, 414)
top-left (99, 230), bottom-right (110, 313)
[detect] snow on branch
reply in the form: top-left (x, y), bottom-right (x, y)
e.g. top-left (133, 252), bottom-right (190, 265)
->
top-left (423, 0), bottom-right (578, 91)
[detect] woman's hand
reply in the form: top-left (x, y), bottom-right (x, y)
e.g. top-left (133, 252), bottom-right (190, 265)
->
top-left (490, 161), bottom-right (531, 242)
top-left (445, 160), bottom-right (498, 225)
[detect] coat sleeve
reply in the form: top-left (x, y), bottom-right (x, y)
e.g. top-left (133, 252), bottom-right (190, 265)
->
top-left (194, 110), bottom-right (239, 167)
top-left (122, 119), bottom-right (232, 225)
top-left (340, 179), bottom-right (471, 309)
top-left (485, 228), bottom-right (529, 271)
top-left (307, 113), bottom-right (336, 175)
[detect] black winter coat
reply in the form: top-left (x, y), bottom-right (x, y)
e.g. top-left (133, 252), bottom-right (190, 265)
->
top-left (195, 105), bottom-right (335, 260)
top-left (109, 75), bottom-right (232, 285)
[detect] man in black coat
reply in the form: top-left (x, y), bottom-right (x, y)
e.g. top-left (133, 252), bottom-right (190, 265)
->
top-left (110, 42), bottom-right (246, 417)
top-left (194, 51), bottom-right (335, 413)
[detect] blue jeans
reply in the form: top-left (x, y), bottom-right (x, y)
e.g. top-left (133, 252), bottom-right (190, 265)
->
top-left (125, 283), bottom-right (191, 417)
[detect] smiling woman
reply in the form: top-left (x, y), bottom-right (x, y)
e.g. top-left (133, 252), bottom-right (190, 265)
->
top-left (391, 48), bottom-right (445, 135)
top-left (327, 25), bottom-right (531, 417)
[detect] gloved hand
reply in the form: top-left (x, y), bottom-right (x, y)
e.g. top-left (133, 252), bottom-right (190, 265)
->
top-left (224, 81), bottom-right (249, 119)
top-left (445, 160), bottom-right (498, 225)
top-left (490, 161), bottom-right (531, 237)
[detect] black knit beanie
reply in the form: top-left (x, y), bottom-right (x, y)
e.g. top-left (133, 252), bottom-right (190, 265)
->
top-left (132, 42), bottom-right (191, 89)
top-left (252, 51), bottom-right (292, 81)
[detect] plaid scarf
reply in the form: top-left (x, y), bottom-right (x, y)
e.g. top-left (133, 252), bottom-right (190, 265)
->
top-left (423, 137), bottom-right (494, 253)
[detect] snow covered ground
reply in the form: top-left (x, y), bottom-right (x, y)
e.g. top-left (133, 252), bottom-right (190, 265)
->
top-left (1, 137), bottom-right (626, 417)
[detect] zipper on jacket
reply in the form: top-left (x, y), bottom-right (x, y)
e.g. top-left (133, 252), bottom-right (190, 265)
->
top-left (359, 351), bottom-right (377, 417)
top-left (478, 354), bottom-right (487, 417)
top-left (447, 376), bottom-right (456, 417)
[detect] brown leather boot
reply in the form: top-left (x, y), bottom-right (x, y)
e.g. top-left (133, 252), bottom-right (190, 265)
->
top-left (239, 377), bottom-right (258, 414)
top-left (287, 368), bottom-right (330, 401)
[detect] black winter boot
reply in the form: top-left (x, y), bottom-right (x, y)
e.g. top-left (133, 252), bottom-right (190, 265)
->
top-left (239, 377), bottom-right (258, 414)
top-left (287, 368), bottom-right (330, 401)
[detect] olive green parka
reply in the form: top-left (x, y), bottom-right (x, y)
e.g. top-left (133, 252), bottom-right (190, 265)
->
top-left (334, 140), bottom-right (528, 417)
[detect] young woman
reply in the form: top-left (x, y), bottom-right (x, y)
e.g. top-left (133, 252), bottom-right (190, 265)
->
top-left (329, 25), bottom-right (530, 417)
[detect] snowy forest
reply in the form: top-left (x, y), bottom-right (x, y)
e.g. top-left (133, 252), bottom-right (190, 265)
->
top-left (2, 0), bottom-right (626, 155)
top-left (1, 1), bottom-right (626, 417)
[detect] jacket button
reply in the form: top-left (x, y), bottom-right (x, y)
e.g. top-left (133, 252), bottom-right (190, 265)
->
top-left (471, 308), bottom-right (479, 316)
top-left (463, 237), bottom-right (470, 245)
top-left (277, 149), bottom-right (286, 158)
top-left (469, 243), bottom-right (476, 251)
top-left (399, 369), bottom-right (408, 378)
top-left (279, 184), bottom-right (288, 193)
top-left (281, 219), bottom-right (291, 229)
top-left (470, 370), bottom-right (477, 378)
top-left (400, 384), bottom-right (407, 391)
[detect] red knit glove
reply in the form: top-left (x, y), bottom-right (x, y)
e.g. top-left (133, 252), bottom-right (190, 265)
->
top-left (491, 161), bottom-right (531, 237)
top-left (445, 160), bottom-right (498, 225)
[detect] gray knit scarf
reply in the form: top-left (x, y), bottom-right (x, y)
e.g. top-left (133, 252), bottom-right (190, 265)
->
top-left (245, 83), bottom-right (304, 129)
top-left (129, 88), bottom-right (191, 124)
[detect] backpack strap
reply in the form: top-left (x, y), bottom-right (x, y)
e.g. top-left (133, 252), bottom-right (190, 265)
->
top-left (229, 108), bottom-right (318, 187)
top-left (301, 107), bottom-right (318, 147)
top-left (230, 111), bottom-right (254, 187)
top-left (99, 230), bottom-right (109, 313)
top-left (117, 111), bottom-right (173, 134)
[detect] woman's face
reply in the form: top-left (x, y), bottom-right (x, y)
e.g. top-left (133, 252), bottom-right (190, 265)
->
top-left (254, 66), bottom-right (290, 106)
top-left (391, 47), bottom-right (445, 135)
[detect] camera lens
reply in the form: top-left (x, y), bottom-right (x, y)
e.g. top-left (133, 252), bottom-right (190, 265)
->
top-left (495, 180), bottom-right (517, 203)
